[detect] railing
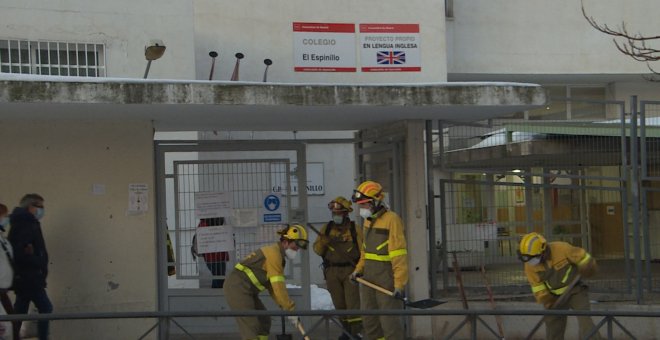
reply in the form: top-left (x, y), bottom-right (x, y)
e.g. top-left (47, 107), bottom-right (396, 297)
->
top-left (3, 308), bottom-right (658, 339)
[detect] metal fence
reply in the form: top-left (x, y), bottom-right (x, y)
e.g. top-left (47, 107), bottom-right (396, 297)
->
top-left (5, 307), bottom-right (658, 340)
top-left (433, 97), bottom-right (660, 301)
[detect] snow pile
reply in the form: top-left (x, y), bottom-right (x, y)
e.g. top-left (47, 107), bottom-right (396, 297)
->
top-left (310, 284), bottom-right (335, 310)
top-left (286, 284), bottom-right (335, 310)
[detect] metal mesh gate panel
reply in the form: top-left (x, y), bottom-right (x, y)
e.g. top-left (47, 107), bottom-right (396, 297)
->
top-left (434, 99), bottom-right (637, 296)
top-left (173, 160), bottom-right (291, 281)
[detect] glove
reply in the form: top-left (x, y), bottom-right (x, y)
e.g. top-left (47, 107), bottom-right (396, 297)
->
top-left (288, 316), bottom-right (300, 327)
top-left (393, 287), bottom-right (405, 300)
top-left (540, 294), bottom-right (557, 309)
top-left (349, 271), bottom-right (362, 284)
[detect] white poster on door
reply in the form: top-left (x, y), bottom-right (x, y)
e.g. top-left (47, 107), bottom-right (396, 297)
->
top-left (194, 192), bottom-right (233, 219)
top-left (195, 226), bottom-right (234, 254)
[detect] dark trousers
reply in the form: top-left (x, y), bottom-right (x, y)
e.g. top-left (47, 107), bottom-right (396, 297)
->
top-left (14, 288), bottom-right (53, 340)
top-left (545, 285), bottom-right (602, 340)
top-left (325, 266), bottom-right (362, 336)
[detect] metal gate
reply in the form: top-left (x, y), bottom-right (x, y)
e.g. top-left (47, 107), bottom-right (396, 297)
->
top-left (640, 100), bottom-right (660, 296)
top-left (430, 98), bottom-right (655, 299)
top-left (154, 140), bottom-right (309, 338)
top-left (355, 122), bottom-right (406, 214)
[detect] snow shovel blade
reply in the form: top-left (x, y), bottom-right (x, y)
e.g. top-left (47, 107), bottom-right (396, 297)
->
top-left (356, 277), bottom-right (445, 309)
top-left (405, 298), bottom-right (445, 309)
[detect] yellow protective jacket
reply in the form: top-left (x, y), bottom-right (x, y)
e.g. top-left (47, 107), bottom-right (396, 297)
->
top-left (313, 220), bottom-right (363, 267)
top-left (354, 209), bottom-right (408, 290)
top-left (234, 243), bottom-right (295, 311)
top-left (524, 241), bottom-right (596, 307)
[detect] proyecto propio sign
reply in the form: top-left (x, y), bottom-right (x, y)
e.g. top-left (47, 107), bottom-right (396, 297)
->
top-left (360, 23), bottom-right (421, 72)
top-left (293, 22), bottom-right (357, 72)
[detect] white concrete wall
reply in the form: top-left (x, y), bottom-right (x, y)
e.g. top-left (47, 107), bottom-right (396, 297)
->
top-left (0, 0), bottom-right (196, 79)
top-left (448, 0), bottom-right (657, 75)
top-left (193, 0), bottom-right (447, 83)
top-left (0, 120), bottom-right (156, 339)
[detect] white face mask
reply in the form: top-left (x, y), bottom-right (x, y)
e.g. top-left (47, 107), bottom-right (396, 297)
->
top-left (359, 208), bottom-right (372, 219)
top-left (527, 257), bottom-right (542, 266)
top-left (285, 248), bottom-right (298, 261)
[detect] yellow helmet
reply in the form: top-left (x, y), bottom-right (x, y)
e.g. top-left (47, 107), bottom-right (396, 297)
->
top-left (278, 224), bottom-right (309, 249)
top-left (352, 180), bottom-right (385, 204)
top-left (328, 196), bottom-right (353, 212)
top-left (518, 232), bottom-right (547, 261)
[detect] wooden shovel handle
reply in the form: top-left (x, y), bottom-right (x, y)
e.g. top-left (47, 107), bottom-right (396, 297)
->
top-left (355, 277), bottom-right (394, 297)
top-left (551, 274), bottom-right (582, 309)
top-left (296, 320), bottom-right (311, 340)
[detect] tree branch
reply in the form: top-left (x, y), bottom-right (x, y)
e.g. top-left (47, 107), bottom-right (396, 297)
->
top-left (581, 0), bottom-right (660, 76)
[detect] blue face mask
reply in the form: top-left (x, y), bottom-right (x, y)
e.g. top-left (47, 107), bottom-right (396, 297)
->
top-left (0, 216), bottom-right (8, 229)
top-left (35, 208), bottom-right (45, 220)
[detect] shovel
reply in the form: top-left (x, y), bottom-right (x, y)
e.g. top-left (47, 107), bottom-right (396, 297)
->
top-left (356, 277), bottom-right (445, 309)
top-left (295, 319), bottom-right (312, 340)
top-left (276, 316), bottom-right (293, 340)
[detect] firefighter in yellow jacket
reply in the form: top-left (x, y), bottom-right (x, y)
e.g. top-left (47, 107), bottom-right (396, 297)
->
top-left (349, 180), bottom-right (408, 340)
top-left (225, 224), bottom-right (309, 340)
top-left (313, 196), bottom-right (363, 340)
top-left (518, 232), bottom-right (602, 340)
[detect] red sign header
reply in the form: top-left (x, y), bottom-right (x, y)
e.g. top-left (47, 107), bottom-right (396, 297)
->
top-left (359, 23), bottom-right (420, 33)
top-left (293, 22), bottom-right (355, 33)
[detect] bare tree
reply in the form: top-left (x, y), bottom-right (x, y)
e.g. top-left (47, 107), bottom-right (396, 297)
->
top-left (581, 0), bottom-right (660, 79)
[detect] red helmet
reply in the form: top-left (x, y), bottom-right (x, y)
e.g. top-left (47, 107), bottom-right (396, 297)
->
top-left (352, 180), bottom-right (384, 204)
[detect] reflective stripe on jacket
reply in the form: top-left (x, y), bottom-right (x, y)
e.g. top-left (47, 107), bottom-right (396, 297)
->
top-left (235, 243), bottom-right (295, 311)
top-left (354, 210), bottom-right (408, 289)
top-left (524, 241), bottom-right (595, 304)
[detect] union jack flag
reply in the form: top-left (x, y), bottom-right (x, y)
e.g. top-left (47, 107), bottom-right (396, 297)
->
top-left (377, 51), bottom-right (406, 65)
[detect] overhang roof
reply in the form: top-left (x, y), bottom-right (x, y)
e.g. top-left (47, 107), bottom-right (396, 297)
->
top-left (442, 121), bottom-right (660, 169)
top-left (0, 75), bottom-right (547, 131)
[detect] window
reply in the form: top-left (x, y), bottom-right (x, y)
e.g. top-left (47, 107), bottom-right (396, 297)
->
top-left (0, 39), bottom-right (106, 77)
top-left (445, 0), bottom-right (454, 18)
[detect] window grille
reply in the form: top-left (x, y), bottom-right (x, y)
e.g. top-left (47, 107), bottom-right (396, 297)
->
top-left (445, 0), bottom-right (454, 18)
top-left (0, 39), bottom-right (106, 77)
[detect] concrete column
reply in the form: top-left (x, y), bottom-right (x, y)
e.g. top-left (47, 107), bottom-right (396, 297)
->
top-left (404, 120), bottom-right (432, 338)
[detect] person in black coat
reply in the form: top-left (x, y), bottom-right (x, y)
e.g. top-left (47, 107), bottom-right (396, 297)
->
top-left (9, 193), bottom-right (52, 340)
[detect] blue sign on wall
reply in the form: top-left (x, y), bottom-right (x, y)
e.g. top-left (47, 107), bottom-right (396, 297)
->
top-left (264, 194), bottom-right (280, 211)
top-left (262, 194), bottom-right (282, 223)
